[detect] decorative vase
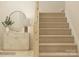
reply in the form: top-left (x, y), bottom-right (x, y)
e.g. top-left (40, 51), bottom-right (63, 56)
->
top-left (5, 27), bottom-right (9, 32)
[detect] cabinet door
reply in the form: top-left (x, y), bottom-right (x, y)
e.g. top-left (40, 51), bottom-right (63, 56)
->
top-left (3, 32), bottom-right (29, 51)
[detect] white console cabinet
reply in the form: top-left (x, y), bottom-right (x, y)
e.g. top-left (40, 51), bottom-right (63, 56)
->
top-left (3, 31), bottom-right (29, 51)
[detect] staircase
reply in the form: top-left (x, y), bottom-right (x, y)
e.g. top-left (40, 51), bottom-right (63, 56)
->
top-left (39, 13), bottom-right (78, 57)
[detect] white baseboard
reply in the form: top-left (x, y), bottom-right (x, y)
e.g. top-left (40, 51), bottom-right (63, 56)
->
top-left (39, 9), bottom-right (64, 13)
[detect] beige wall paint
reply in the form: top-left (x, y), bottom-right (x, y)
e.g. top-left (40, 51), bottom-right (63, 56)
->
top-left (65, 2), bottom-right (79, 52)
top-left (39, 1), bottom-right (65, 13)
top-left (0, 1), bottom-right (36, 24)
top-left (0, 1), bottom-right (36, 56)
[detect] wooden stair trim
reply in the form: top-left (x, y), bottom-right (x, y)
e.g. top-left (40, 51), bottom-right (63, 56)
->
top-left (40, 17), bottom-right (66, 18)
top-left (39, 53), bottom-right (78, 56)
top-left (40, 28), bottom-right (71, 30)
top-left (40, 43), bottom-right (76, 46)
top-left (40, 28), bottom-right (70, 30)
top-left (40, 35), bottom-right (73, 37)
top-left (40, 22), bottom-right (68, 23)
top-left (39, 12), bottom-right (65, 14)
top-left (40, 17), bottom-right (67, 19)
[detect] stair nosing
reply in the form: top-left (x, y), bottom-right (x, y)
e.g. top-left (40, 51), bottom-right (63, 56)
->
top-left (39, 12), bottom-right (65, 14)
top-left (40, 17), bottom-right (66, 18)
top-left (40, 35), bottom-right (73, 37)
top-left (39, 53), bottom-right (78, 56)
top-left (39, 28), bottom-right (70, 30)
top-left (40, 22), bottom-right (68, 23)
top-left (40, 17), bottom-right (67, 19)
top-left (40, 43), bottom-right (76, 46)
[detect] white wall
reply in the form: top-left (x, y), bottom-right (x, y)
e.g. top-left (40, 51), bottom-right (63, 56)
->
top-left (0, 1), bottom-right (36, 24)
top-left (65, 2), bottom-right (79, 52)
top-left (0, 1), bottom-right (36, 56)
top-left (39, 1), bottom-right (65, 13)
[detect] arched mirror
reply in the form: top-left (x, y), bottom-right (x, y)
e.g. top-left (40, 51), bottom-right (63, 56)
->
top-left (2, 11), bottom-right (29, 50)
top-left (9, 11), bottom-right (28, 32)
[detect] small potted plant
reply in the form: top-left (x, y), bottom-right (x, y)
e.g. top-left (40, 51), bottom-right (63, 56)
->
top-left (1, 16), bottom-right (14, 32)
